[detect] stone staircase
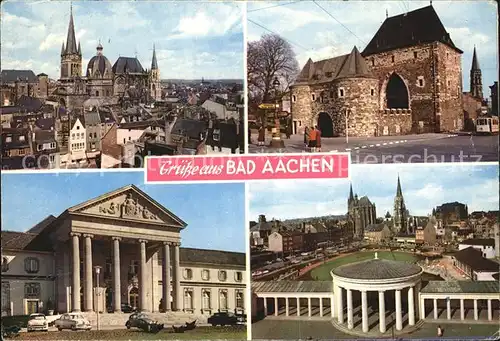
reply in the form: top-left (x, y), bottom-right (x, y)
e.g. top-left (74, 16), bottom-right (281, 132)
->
top-left (81, 311), bottom-right (209, 327)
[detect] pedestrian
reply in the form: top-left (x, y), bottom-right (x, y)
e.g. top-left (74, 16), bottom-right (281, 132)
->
top-left (257, 124), bottom-right (266, 146)
top-left (437, 325), bottom-right (443, 337)
top-left (308, 126), bottom-right (317, 152)
top-left (285, 124), bottom-right (291, 139)
top-left (315, 125), bottom-right (322, 152)
top-left (304, 126), bottom-right (310, 148)
top-left (248, 126), bottom-right (252, 145)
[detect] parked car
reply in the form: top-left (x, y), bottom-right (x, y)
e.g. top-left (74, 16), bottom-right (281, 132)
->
top-left (27, 313), bottom-right (49, 332)
top-left (125, 313), bottom-right (164, 332)
top-left (107, 303), bottom-right (137, 313)
top-left (207, 312), bottom-right (246, 326)
top-left (54, 313), bottom-right (91, 331)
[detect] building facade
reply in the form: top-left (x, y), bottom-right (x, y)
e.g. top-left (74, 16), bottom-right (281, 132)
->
top-left (347, 184), bottom-right (376, 240)
top-left (393, 176), bottom-right (409, 234)
top-left (1, 185), bottom-right (246, 316)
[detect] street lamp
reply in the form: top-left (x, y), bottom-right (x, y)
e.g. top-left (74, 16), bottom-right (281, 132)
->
top-left (270, 77), bottom-right (285, 149)
top-left (94, 266), bottom-right (102, 331)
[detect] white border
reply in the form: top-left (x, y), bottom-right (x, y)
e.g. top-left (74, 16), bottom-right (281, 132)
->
top-left (244, 181), bottom-right (252, 341)
top-left (243, 0), bottom-right (249, 155)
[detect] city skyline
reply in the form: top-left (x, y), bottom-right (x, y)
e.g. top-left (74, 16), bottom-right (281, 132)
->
top-left (1, 1), bottom-right (244, 80)
top-left (248, 164), bottom-right (498, 221)
top-left (1, 171), bottom-right (245, 253)
top-left (248, 0), bottom-right (498, 94)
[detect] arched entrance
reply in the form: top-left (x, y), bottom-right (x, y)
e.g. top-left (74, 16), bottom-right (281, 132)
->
top-left (129, 287), bottom-right (139, 309)
top-left (386, 73), bottom-right (409, 109)
top-left (317, 112), bottom-right (334, 137)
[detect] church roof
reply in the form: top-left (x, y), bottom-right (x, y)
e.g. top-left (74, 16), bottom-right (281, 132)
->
top-left (471, 46), bottom-right (480, 70)
top-left (333, 258), bottom-right (422, 280)
top-left (1, 70), bottom-right (38, 83)
top-left (357, 196), bottom-right (373, 206)
top-left (64, 6), bottom-right (79, 55)
top-left (151, 45), bottom-right (158, 70)
top-left (362, 5), bottom-right (462, 56)
top-left (112, 57), bottom-right (145, 74)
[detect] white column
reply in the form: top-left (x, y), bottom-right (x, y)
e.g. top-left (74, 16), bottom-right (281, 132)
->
top-left (285, 298), bottom-right (289, 316)
top-left (433, 298), bottom-right (438, 319)
top-left (361, 290), bottom-right (368, 333)
top-left (408, 286), bottom-right (415, 326)
top-left (296, 298), bottom-right (300, 316)
top-left (474, 299), bottom-right (478, 320)
top-left (263, 298), bottom-right (267, 316)
top-left (71, 233), bottom-right (81, 312)
top-left (446, 298), bottom-right (451, 320)
top-left (139, 239), bottom-right (148, 312)
top-left (307, 297), bottom-right (311, 317)
top-left (274, 297), bottom-right (278, 316)
top-left (395, 289), bottom-right (402, 331)
top-left (347, 289), bottom-right (353, 329)
top-left (337, 286), bottom-right (344, 324)
top-left (330, 296), bottom-right (335, 318)
top-left (173, 243), bottom-right (181, 311)
top-left (419, 297), bottom-right (425, 320)
top-left (112, 237), bottom-right (121, 313)
top-left (460, 299), bottom-right (465, 320)
top-left (379, 291), bottom-right (386, 333)
top-left (319, 298), bottom-right (323, 317)
top-left (161, 242), bottom-right (171, 312)
top-left (487, 299), bottom-right (492, 321)
top-left (83, 234), bottom-right (93, 312)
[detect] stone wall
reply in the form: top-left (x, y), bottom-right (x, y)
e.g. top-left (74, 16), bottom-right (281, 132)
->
top-left (462, 92), bottom-right (482, 131)
top-left (377, 109), bottom-right (413, 136)
top-left (290, 85), bottom-right (312, 134)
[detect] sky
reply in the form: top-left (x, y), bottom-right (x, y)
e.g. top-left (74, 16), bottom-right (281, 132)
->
top-left (1, 171), bottom-right (245, 253)
top-left (248, 0), bottom-right (499, 94)
top-left (248, 164), bottom-right (499, 221)
top-left (1, 1), bottom-right (244, 80)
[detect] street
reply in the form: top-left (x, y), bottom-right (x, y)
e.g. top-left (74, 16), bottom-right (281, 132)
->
top-left (248, 133), bottom-right (498, 163)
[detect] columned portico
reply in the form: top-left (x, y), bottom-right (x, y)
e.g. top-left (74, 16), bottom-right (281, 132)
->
top-left (378, 291), bottom-right (386, 333)
top-left (71, 232), bottom-right (81, 312)
top-left (173, 242), bottom-right (181, 311)
top-left (162, 242), bottom-right (171, 312)
top-left (84, 234), bottom-right (93, 312)
top-left (139, 239), bottom-right (148, 312)
top-left (112, 237), bottom-right (121, 313)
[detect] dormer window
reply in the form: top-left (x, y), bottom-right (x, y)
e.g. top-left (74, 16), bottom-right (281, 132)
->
top-left (391, 56), bottom-right (395, 63)
top-left (213, 129), bottom-right (220, 142)
top-left (5, 137), bottom-right (12, 143)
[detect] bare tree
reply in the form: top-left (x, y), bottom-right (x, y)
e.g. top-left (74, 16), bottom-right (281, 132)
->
top-left (247, 34), bottom-right (299, 104)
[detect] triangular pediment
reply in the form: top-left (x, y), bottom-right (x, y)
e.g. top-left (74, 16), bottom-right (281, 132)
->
top-left (68, 185), bottom-right (186, 228)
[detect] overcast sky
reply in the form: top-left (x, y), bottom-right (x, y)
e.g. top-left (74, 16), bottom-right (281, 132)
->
top-left (1, 1), bottom-right (244, 80)
top-left (248, 0), bottom-right (498, 95)
top-left (249, 164), bottom-right (498, 221)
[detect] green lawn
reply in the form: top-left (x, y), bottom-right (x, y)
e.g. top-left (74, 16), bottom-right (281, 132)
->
top-left (309, 251), bottom-right (420, 280)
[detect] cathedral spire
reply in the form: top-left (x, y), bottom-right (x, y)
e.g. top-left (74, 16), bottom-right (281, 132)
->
top-left (64, 2), bottom-right (78, 55)
top-left (61, 42), bottom-right (65, 56)
top-left (470, 46), bottom-right (483, 99)
top-left (471, 46), bottom-right (480, 70)
top-left (349, 183), bottom-right (354, 200)
top-left (151, 44), bottom-right (158, 70)
top-left (396, 174), bottom-right (402, 197)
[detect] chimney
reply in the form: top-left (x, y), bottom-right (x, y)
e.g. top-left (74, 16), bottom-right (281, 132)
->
top-left (258, 215), bottom-right (266, 223)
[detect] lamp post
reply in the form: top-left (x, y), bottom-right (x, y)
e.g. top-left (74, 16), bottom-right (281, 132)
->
top-left (94, 266), bottom-right (102, 331)
top-left (270, 77), bottom-right (285, 149)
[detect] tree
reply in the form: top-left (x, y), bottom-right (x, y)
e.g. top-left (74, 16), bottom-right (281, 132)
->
top-left (247, 34), bottom-right (299, 106)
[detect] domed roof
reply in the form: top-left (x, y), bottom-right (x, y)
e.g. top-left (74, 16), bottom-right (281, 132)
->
top-left (332, 257), bottom-right (422, 280)
top-left (86, 43), bottom-right (113, 79)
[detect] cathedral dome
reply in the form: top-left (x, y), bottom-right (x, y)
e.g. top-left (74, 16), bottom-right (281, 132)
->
top-left (86, 43), bottom-right (113, 79)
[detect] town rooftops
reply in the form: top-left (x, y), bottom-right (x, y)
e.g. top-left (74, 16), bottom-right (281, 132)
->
top-left (453, 247), bottom-right (500, 272)
top-left (1, 70), bottom-right (38, 83)
top-left (332, 258), bottom-right (422, 280)
top-left (362, 5), bottom-right (462, 56)
top-left (179, 247), bottom-right (245, 267)
top-left (365, 223), bottom-right (388, 232)
top-left (460, 238), bottom-right (495, 247)
top-left (252, 280), bottom-right (333, 293)
top-left (421, 280), bottom-right (499, 294)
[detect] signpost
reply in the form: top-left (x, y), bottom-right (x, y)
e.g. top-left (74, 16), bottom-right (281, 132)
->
top-left (258, 103), bottom-right (279, 110)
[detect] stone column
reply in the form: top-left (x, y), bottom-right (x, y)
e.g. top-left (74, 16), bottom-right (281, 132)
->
top-left (460, 299), bottom-right (465, 320)
top-left (71, 233), bottom-right (81, 312)
top-left (139, 239), bottom-right (148, 312)
top-left (419, 297), bottom-right (425, 320)
top-left (274, 297), bottom-right (278, 316)
top-left (379, 291), bottom-right (386, 333)
top-left (285, 298), bottom-right (289, 316)
top-left (487, 299), bottom-right (492, 321)
top-left (307, 297), bottom-right (311, 317)
top-left (337, 286), bottom-right (344, 324)
top-left (361, 290), bottom-right (368, 333)
top-left (433, 298), bottom-right (438, 319)
top-left (112, 237), bottom-right (121, 313)
top-left (330, 296), bottom-right (335, 317)
top-left (296, 298), bottom-right (300, 316)
top-left (162, 242), bottom-right (171, 312)
top-left (408, 286), bottom-right (415, 326)
top-left (84, 234), bottom-right (93, 312)
top-left (346, 289), bottom-right (353, 329)
top-left (319, 298), bottom-right (323, 317)
top-left (473, 299), bottom-right (478, 320)
top-left (263, 298), bottom-right (267, 316)
top-left (446, 298), bottom-right (451, 320)
top-left (172, 243), bottom-right (181, 311)
top-left (395, 289), bottom-right (402, 331)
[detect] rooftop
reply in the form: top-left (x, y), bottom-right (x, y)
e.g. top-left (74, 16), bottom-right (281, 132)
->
top-left (421, 280), bottom-right (499, 294)
top-left (453, 247), bottom-right (499, 272)
top-left (252, 281), bottom-right (332, 293)
top-left (460, 238), bottom-right (495, 247)
top-left (332, 257), bottom-right (422, 280)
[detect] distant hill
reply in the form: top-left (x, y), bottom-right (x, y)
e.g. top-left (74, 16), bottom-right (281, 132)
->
top-left (161, 79), bottom-right (243, 84)
top-left (282, 215), bottom-right (346, 224)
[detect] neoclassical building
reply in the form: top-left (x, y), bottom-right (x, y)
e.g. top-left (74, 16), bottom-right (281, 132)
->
top-left (1, 185), bottom-right (245, 317)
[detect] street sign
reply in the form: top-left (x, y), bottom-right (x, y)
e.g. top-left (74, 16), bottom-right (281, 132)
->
top-left (258, 103), bottom-right (278, 109)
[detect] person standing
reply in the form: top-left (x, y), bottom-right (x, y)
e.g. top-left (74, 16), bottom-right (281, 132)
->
top-left (257, 124), bottom-right (266, 146)
top-left (437, 325), bottom-right (443, 337)
top-left (315, 125), bottom-right (322, 152)
top-left (304, 126), bottom-right (310, 149)
top-left (308, 126), bottom-right (317, 152)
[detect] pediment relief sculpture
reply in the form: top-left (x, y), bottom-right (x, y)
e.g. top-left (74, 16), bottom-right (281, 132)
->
top-left (97, 193), bottom-right (160, 221)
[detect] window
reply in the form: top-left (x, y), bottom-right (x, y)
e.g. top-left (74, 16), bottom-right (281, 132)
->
top-left (219, 290), bottom-right (228, 310)
top-left (325, 72), bottom-right (333, 78)
top-left (129, 260), bottom-right (139, 275)
top-left (183, 268), bottom-right (193, 280)
top-left (202, 289), bottom-right (211, 309)
top-left (370, 88), bottom-right (375, 96)
top-left (236, 291), bottom-right (244, 308)
top-left (24, 283), bottom-right (41, 299)
top-left (371, 58), bottom-right (375, 66)
top-left (235, 271), bottom-right (243, 282)
top-left (72, 133), bottom-right (75, 139)
top-left (49, 155), bottom-right (55, 163)
top-left (218, 270), bottom-right (227, 281)
top-left (184, 288), bottom-right (193, 310)
top-left (37, 144), bottom-right (43, 151)
top-left (338, 88), bottom-right (345, 98)
top-left (50, 142), bottom-right (56, 149)
top-left (202, 269), bottom-right (210, 281)
top-left (213, 129), bottom-right (220, 142)
top-left (1, 257), bottom-right (8, 272)
top-left (292, 95), bottom-right (296, 102)
top-left (5, 137), bottom-right (12, 143)
top-left (391, 56), bottom-right (395, 63)
top-left (417, 76), bottom-right (425, 88)
top-left (413, 51), bottom-right (418, 59)
top-left (96, 91), bottom-right (100, 97)
top-left (1, 282), bottom-right (10, 312)
top-left (24, 257), bottom-right (39, 274)
top-left (311, 94), bottom-right (316, 101)
top-left (76, 126), bottom-right (80, 130)
top-left (19, 136), bottom-right (25, 142)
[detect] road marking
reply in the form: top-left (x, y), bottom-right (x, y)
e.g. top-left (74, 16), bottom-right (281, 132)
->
top-left (361, 146), bottom-right (367, 148)
top-left (388, 142), bottom-right (393, 144)
top-left (345, 148), bottom-right (351, 151)
top-left (369, 144), bottom-right (374, 147)
top-left (376, 144), bottom-right (381, 146)
top-left (395, 141), bottom-right (399, 144)
top-left (354, 147), bottom-right (360, 150)
top-left (403, 140), bottom-right (408, 142)
top-left (382, 143), bottom-right (387, 145)
top-left (331, 150), bottom-right (338, 152)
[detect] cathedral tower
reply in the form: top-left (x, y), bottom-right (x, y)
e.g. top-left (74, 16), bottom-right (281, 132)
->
top-left (60, 4), bottom-right (82, 79)
top-left (393, 175), bottom-right (408, 233)
top-left (470, 46), bottom-right (483, 99)
top-left (149, 44), bottom-right (162, 101)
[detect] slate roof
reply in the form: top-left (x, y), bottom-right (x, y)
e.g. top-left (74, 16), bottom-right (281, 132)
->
top-left (252, 281), bottom-right (332, 293)
top-left (179, 247), bottom-right (245, 267)
top-left (333, 258), bottom-right (422, 280)
top-left (453, 247), bottom-right (500, 272)
top-left (171, 119), bottom-right (207, 140)
top-left (206, 121), bottom-right (241, 151)
top-left (84, 111), bottom-right (101, 126)
top-left (112, 57), bottom-right (145, 74)
top-left (421, 281), bottom-right (499, 294)
top-left (365, 223), bottom-right (388, 232)
top-left (249, 220), bottom-right (273, 233)
top-left (17, 96), bottom-right (43, 112)
top-left (34, 130), bottom-right (56, 143)
top-left (460, 238), bottom-right (495, 247)
top-left (35, 118), bottom-right (55, 130)
top-left (1, 70), bottom-right (38, 83)
top-left (27, 215), bottom-right (57, 234)
top-left (1, 231), bottom-right (39, 250)
top-left (362, 5), bottom-right (462, 56)
top-left (357, 196), bottom-right (373, 206)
